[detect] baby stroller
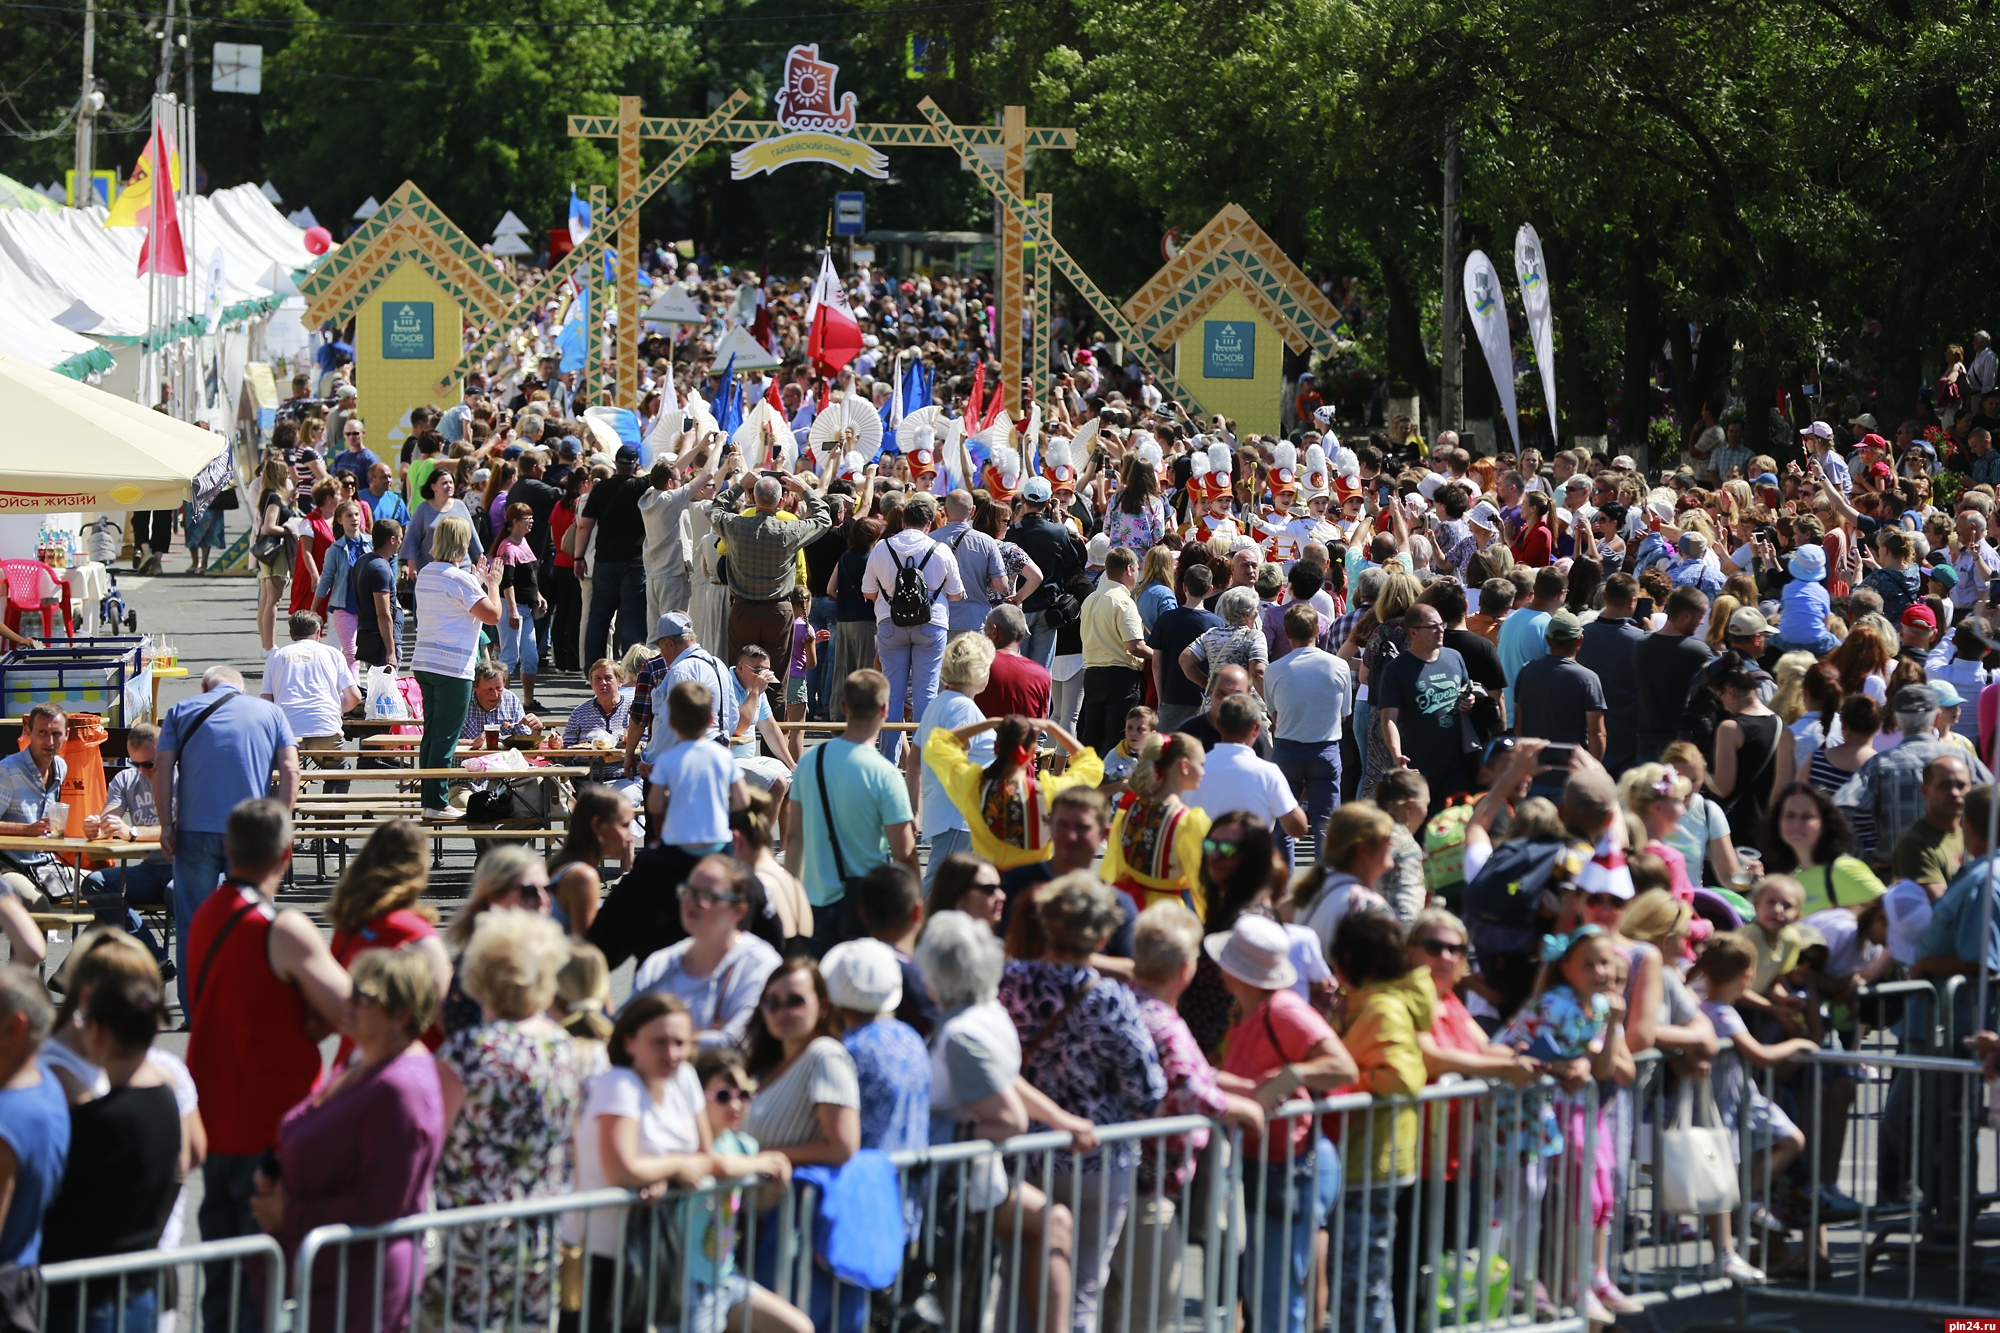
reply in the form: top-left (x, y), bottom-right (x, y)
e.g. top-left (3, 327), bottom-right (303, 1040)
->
top-left (80, 517), bottom-right (139, 634)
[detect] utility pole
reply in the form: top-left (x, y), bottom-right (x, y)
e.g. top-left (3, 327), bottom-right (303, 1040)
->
top-left (1439, 124), bottom-right (1463, 437)
top-left (156, 0), bottom-right (175, 96)
top-left (72, 0), bottom-right (98, 206)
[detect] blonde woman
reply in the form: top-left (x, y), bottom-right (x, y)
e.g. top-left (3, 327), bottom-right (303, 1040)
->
top-left (412, 516), bottom-right (504, 819)
top-left (440, 845), bottom-right (551, 1036)
top-left (1617, 762), bottom-right (1699, 902)
top-left (255, 457), bottom-right (297, 652)
top-left (914, 632), bottom-right (996, 878)
top-left (1656, 742), bottom-right (1746, 887)
top-left (431, 910), bottom-right (582, 1332)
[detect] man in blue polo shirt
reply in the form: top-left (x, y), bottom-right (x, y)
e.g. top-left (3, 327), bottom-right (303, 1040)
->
top-left (363, 461), bottom-right (411, 528)
top-left (330, 419), bottom-right (382, 486)
top-left (153, 666), bottom-right (300, 1008)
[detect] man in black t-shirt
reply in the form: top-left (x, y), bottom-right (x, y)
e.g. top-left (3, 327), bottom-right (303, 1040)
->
top-left (1377, 603), bottom-right (1475, 811)
top-left (1007, 479), bottom-right (1086, 670)
top-left (575, 445), bottom-right (651, 662)
top-left (354, 520), bottom-right (404, 668)
top-left (1426, 578), bottom-right (1507, 741)
top-left (1632, 585), bottom-right (1715, 762)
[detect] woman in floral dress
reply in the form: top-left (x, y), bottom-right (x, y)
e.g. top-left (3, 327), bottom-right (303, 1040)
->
top-left (430, 909), bottom-right (584, 1331)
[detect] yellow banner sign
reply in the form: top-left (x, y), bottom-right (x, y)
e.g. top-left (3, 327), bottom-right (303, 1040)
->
top-left (730, 132), bottom-right (889, 181)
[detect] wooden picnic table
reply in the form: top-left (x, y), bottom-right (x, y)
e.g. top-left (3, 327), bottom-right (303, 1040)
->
top-left (0, 836), bottom-right (163, 857)
top-left (298, 767), bottom-right (592, 780)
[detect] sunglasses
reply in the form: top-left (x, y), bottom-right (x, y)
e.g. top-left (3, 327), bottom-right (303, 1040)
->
top-left (1417, 938), bottom-right (1466, 958)
top-left (505, 883), bottom-right (545, 907)
top-left (760, 992), bottom-right (810, 1014)
top-left (709, 1086), bottom-right (753, 1106)
top-left (1202, 838), bottom-right (1241, 859)
top-left (132, 759), bottom-right (155, 771)
top-left (1585, 893), bottom-right (1624, 909)
top-left (678, 884), bottom-right (743, 910)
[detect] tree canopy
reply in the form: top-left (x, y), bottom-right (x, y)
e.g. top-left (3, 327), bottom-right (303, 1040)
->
top-left (4, 0), bottom-right (1995, 436)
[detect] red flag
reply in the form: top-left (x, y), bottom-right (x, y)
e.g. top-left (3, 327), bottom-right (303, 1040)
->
top-left (764, 375), bottom-right (784, 413)
top-left (804, 252), bottom-right (862, 378)
top-left (815, 379), bottom-right (830, 413)
top-left (979, 377), bottom-right (1007, 432)
top-left (136, 122), bottom-right (188, 278)
top-left (965, 361), bottom-right (985, 428)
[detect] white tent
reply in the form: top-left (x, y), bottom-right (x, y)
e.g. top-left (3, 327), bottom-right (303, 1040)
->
top-left (260, 181), bottom-right (283, 204)
top-left (352, 196), bottom-right (380, 221)
top-left (642, 284), bottom-right (705, 325)
top-left (494, 209), bottom-right (529, 237)
top-left (710, 322), bottom-right (780, 370)
top-left (490, 233), bottom-right (534, 258)
top-left (0, 183), bottom-right (313, 381)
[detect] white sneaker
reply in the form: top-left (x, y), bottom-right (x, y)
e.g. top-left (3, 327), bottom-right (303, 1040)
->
top-left (1582, 1291), bottom-right (1616, 1326)
top-left (1717, 1252), bottom-right (1766, 1286)
top-left (422, 807), bottom-right (463, 822)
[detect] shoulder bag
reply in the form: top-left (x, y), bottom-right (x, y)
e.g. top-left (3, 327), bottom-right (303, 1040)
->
top-left (1656, 1078), bottom-right (1740, 1217)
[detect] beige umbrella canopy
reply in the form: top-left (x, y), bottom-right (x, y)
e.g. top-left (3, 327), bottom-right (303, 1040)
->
top-left (0, 355), bottom-right (222, 511)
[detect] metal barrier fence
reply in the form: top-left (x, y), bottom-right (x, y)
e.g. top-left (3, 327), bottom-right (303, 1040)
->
top-left (37, 1234), bottom-right (284, 1333)
top-left (30, 1043), bottom-right (1998, 1333)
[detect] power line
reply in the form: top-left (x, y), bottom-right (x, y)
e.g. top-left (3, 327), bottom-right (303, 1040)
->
top-left (0, 0), bottom-right (1021, 31)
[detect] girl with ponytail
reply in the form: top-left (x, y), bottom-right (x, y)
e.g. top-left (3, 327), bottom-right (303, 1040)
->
top-left (921, 714), bottom-right (1103, 868)
top-left (1101, 731), bottom-right (1214, 916)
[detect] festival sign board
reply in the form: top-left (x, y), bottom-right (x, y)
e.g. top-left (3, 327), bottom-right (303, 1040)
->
top-left (731, 46), bottom-right (889, 180)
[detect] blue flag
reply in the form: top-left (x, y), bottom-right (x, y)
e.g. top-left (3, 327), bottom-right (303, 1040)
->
top-left (558, 289), bottom-right (588, 373)
top-left (715, 355), bottom-right (741, 436)
top-left (567, 188), bottom-right (591, 246)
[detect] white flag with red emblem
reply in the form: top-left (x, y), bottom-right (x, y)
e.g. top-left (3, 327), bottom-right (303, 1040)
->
top-left (805, 252), bottom-right (862, 378)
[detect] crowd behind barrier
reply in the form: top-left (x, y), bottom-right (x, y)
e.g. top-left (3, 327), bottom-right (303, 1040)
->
top-left (27, 1031), bottom-right (1997, 1333)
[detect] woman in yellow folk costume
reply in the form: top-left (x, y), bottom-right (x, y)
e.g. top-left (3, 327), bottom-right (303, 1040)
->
top-left (921, 715), bottom-right (1103, 868)
top-left (1101, 731), bottom-right (1213, 916)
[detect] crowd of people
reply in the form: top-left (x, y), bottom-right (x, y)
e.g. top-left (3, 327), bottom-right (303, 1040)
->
top-left (5, 287), bottom-right (2000, 1333)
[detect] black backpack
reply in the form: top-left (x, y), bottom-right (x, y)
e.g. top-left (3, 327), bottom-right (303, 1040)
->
top-left (889, 546), bottom-right (938, 627)
top-left (1463, 836), bottom-right (1586, 959)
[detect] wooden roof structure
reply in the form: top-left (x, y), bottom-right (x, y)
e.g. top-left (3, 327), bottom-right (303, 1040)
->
top-left (1121, 204), bottom-right (1341, 356)
top-left (300, 182), bottom-right (516, 328)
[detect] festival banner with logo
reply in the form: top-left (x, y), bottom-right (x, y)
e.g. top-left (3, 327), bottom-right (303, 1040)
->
top-left (1463, 250), bottom-right (1519, 452)
top-left (732, 45), bottom-right (890, 180)
top-left (1513, 225), bottom-right (1558, 441)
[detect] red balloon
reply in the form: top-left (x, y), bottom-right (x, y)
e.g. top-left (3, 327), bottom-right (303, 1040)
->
top-left (302, 225), bottom-right (332, 255)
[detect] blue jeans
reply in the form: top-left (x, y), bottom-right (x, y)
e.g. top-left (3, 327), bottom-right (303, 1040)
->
top-left (1273, 738), bottom-right (1343, 836)
top-left (1335, 1185), bottom-right (1401, 1333)
top-left (584, 558), bottom-right (648, 664)
top-left (1769, 632), bottom-right (1839, 656)
top-left (48, 1284), bottom-right (156, 1333)
top-left (83, 858), bottom-right (172, 962)
top-left (809, 595), bottom-right (838, 717)
top-left (923, 826), bottom-right (973, 890)
top-left (1023, 609), bottom-right (1061, 672)
top-left (170, 830), bottom-right (228, 1012)
top-left (500, 613), bottom-right (540, 678)
top-left (1349, 699), bottom-right (1373, 788)
top-left (876, 620), bottom-right (946, 763)
top-left (1244, 1138), bottom-right (1338, 1333)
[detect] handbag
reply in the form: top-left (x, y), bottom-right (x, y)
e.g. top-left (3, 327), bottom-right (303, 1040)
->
top-left (1656, 1079), bottom-right (1740, 1216)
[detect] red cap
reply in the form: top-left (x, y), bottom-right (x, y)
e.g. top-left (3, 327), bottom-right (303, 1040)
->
top-left (1901, 603), bottom-right (1938, 630)
top-left (1859, 432), bottom-right (1891, 452)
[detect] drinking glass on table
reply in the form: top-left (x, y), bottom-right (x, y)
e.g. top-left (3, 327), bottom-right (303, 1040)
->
top-left (44, 802), bottom-right (68, 838)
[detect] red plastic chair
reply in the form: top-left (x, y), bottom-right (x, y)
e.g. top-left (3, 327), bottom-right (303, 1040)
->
top-left (3, 560), bottom-right (73, 639)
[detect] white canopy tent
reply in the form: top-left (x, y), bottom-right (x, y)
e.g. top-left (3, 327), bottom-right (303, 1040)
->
top-left (0, 183), bottom-right (313, 379)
